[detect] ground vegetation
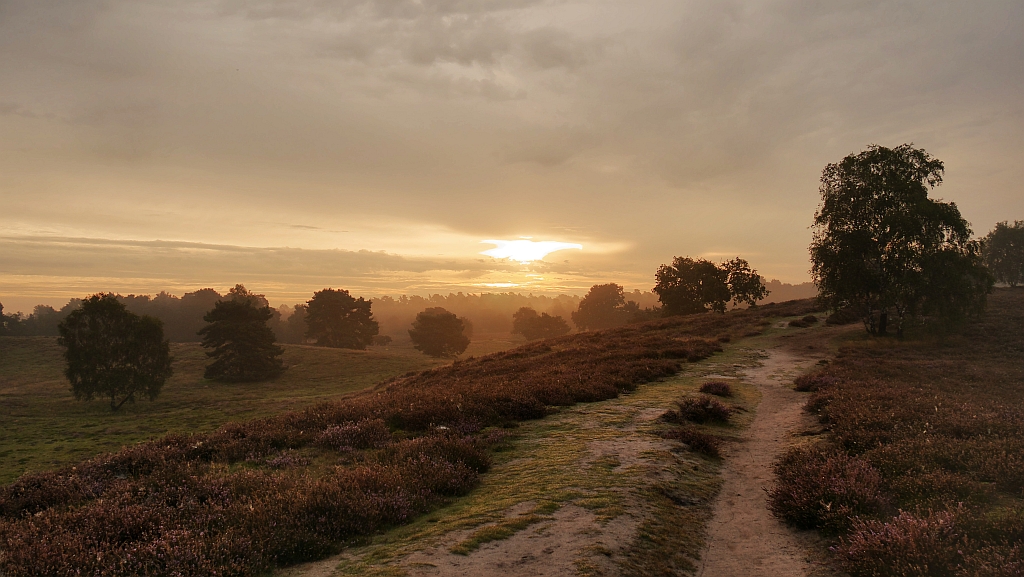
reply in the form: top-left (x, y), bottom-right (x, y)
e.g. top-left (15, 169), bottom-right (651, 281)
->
top-left (768, 288), bottom-right (1024, 576)
top-left (0, 299), bottom-right (815, 576)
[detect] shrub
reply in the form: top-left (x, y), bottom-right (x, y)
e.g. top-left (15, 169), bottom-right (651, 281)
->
top-left (793, 373), bottom-right (839, 392)
top-left (662, 426), bottom-right (721, 457)
top-left (768, 446), bottom-right (890, 534)
top-left (699, 380), bottom-right (733, 397)
top-left (834, 509), bottom-right (971, 577)
top-left (317, 419), bottom-right (392, 451)
top-left (667, 395), bottom-right (733, 424)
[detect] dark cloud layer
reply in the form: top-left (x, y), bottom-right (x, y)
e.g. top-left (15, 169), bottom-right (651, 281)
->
top-left (1, 0), bottom-right (1021, 305)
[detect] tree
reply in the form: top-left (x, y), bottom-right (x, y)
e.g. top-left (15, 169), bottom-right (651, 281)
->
top-left (572, 284), bottom-right (632, 330)
top-left (57, 294), bottom-right (173, 410)
top-left (983, 221), bottom-right (1024, 287)
top-left (511, 307), bottom-right (571, 341)
top-left (810, 144), bottom-right (992, 336)
top-left (305, 288), bottom-right (379, 349)
top-left (408, 307), bottom-right (470, 358)
top-left (198, 285), bottom-right (283, 382)
top-left (653, 256), bottom-right (768, 315)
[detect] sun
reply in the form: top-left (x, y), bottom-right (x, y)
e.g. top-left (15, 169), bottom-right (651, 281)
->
top-left (480, 239), bottom-right (582, 263)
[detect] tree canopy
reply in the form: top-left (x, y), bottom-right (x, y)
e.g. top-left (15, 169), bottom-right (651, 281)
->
top-left (408, 307), bottom-right (470, 358)
top-left (305, 288), bottom-right (379, 349)
top-left (810, 144), bottom-right (992, 336)
top-left (511, 307), bottom-right (571, 341)
top-left (984, 220), bottom-right (1024, 287)
top-left (57, 294), bottom-right (173, 410)
top-left (198, 285), bottom-right (284, 382)
top-left (653, 256), bottom-right (768, 316)
top-left (571, 284), bottom-right (633, 330)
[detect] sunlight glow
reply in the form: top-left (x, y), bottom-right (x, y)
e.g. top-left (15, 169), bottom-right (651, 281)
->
top-left (480, 239), bottom-right (583, 263)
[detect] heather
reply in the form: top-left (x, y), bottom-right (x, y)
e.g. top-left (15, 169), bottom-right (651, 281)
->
top-left (769, 288), bottom-right (1024, 576)
top-left (0, 300), bottom-right (815, 576)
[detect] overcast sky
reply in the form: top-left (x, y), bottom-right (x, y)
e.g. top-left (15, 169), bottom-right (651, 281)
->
top-left (1, 0), bottom-right (1021, 312)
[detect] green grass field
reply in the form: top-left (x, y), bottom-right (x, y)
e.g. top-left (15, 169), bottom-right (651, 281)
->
top-left (0, 337), bottom-right (502, 485)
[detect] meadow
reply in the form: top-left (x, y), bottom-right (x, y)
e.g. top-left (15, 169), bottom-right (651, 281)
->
top-left (0, 300), bottom-right (817, 577)
top-left (0, 338), bottom-right (449, 485)
top-left (769, 287), bottom-right (1024, 576)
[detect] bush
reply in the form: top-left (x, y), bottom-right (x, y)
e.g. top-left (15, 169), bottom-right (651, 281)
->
top-left (834, 509), bottom-right (971, 577)
top-left (317, 419), bottom-right (392, 451)
top-left (699, 380), bottom-right (733, 397)
top-left (793, 373), bottom-right (839, 392)
top-left (768, 446), bottom-right (890, 534)
top-left (662, 426), bottom-right (721, 457)
top-left (667, 395), bottom-right (733, 424)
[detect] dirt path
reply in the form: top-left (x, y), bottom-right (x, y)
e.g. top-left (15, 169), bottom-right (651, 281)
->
top-left (698, 343), bottom-right (824, 577)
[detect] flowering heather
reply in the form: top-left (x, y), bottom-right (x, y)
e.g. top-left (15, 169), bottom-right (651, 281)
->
top-left (661, 425), bottom-right (722, 457)
top-left (667, 395), bottom-right (733, 424)
top-left (0, 299), bottom-right (816, 576)
top-left (769, 289), bottom-right (1024, 575)
top-left (699, 380), bottom-right (733, 397)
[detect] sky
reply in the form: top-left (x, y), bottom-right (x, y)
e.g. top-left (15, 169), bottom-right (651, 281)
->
top-left (1, 0), bottom-right (1022, 312)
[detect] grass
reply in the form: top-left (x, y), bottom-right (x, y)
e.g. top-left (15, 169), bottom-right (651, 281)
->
top-left (0, 338), bottom-right (442, 484)
top-left (769, 287), bottom-right (1024, 575)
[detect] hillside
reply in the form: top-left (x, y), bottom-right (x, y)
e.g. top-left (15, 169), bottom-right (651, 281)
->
top-left (0, 300), bottom-right (818, 576)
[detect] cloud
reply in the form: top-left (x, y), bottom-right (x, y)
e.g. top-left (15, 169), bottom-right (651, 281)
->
top-left (0, 0), bottom-right (1021, 302)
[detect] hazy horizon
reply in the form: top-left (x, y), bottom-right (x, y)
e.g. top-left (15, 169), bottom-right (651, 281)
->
top-left (2, 1), bottom-right (1021, 312)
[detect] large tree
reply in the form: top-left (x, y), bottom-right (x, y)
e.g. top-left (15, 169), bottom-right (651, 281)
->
top-left (653, 257), bottom-right (768, 315)
top-left (408, 307), bottom-right (470, 358)
top-left (571, 284), bottom-right (632, 330)
top-left (198, 285), bottom-right (284, 382)
top-left (983, 220), bottom-right (1024, 287)
top-left (305, 288), bottom-right (379, 349)
top-left (511, 307), bottom-right (571, 341)
top-left (810, 144), bottom-right (992, 336)
top-left (57, 294), bottom-right (173, 410)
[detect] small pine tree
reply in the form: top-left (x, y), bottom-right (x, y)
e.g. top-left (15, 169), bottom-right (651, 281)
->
top-left (199, 285), bottom-right (283, 382)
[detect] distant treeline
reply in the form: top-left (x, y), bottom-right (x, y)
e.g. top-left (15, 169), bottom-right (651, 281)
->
top-left (0, 280), bottom-right (814, 343)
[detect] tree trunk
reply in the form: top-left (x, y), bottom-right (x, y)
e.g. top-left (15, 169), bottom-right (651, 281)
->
top-left (878, 310), bottom-right (888, 335)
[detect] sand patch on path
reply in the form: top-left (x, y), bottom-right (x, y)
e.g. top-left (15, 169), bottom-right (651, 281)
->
top-left (698, 344), bottom-right (827, 577)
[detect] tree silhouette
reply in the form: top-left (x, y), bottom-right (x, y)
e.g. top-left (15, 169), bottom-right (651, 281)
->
top-left (511, 307), bottom-right (571, 340)
top-left (199, 285), bottom-right (283, 382)
top-left (654, 256), bottom-right (768, 315)
top-left (810, 144), bottom-right (992, 336)
top-left (571, 284), bottom-right (632, 330)
top-left (984, 221), bottom-right (1024, 287)
top-left (408, 307), bottom-right (470, 357)
top-left (305, 288), bottom-right (379, 349)
top-left (57, 294), bottom-right (173, 410)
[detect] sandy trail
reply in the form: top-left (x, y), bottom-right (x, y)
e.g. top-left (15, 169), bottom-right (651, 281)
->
top-left (698, 344), bottom-right (824, 577)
